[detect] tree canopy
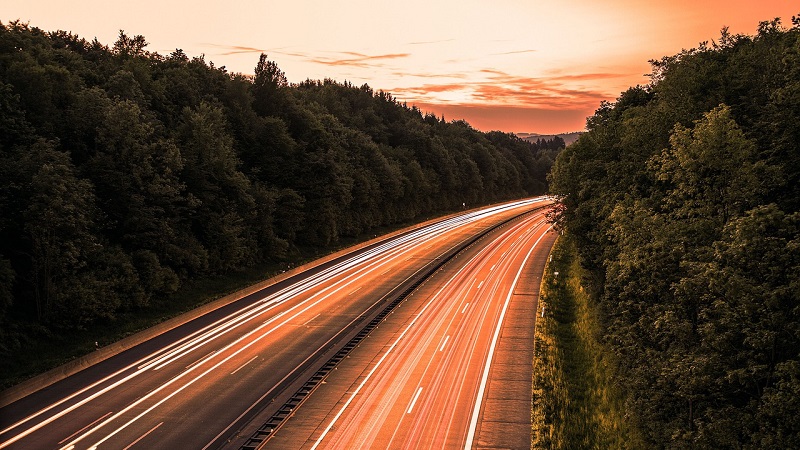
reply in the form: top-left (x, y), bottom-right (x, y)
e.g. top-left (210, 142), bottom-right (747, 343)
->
top-left (549, 17), bottom-right (800, 448)
top-left (0, 22), bottom-right (557, 347)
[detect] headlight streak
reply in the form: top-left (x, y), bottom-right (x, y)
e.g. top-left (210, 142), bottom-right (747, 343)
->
top-left (462, 224), bottom-right (553, 450)
top-left (388, 217), bottom-right (546, 449)
top-left (308, 232), bottom-right (499, 450)
top-left (0, 198), bottom-right (547, 450)
top-left (308, 212), bottom-right (550, 449)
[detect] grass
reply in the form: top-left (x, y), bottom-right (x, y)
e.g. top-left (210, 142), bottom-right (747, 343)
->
top-left (532, 234), bottom-right (643, 449)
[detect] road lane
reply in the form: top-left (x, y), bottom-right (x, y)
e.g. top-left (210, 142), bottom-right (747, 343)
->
top-left (0, 198), bottom-right (551, 450)
top-left (265, 208), bottom-right (555, 449)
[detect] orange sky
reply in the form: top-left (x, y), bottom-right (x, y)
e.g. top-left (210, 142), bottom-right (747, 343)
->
top-left (4, 1), bottom-right (798, 134)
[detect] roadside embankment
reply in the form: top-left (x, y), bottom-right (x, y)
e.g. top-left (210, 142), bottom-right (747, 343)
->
top-left (532, 235), bottom-right (642, 449)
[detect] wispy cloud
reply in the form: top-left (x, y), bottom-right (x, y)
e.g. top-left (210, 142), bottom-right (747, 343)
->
top-left (407, 38), bottom-right (456, 45)
top-left (491, 49), bottom-right (537, 55)
top-left (308, 51), bottom-right (411, 68)
top-left (203, 44), bottom-right (410, 69)
top-left (548, 72), bottom-right (629, 81)
top-left (389, 68), bottom-right (617, 110)
top-left (202, 43), bottom-right (309, 58)
top-left (391, 71), bottom-right (468, 79)
top-left (215, 45), bottom-right (265, 55)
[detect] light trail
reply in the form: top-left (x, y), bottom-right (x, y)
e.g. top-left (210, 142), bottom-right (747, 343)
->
top-left (463, 225), bottom-right (553, 449)
top-left (0, 197), bottom-right (550, 450)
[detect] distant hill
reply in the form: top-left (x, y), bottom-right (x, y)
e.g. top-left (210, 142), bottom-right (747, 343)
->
top-left (517, 131), bottom-right (583, 146)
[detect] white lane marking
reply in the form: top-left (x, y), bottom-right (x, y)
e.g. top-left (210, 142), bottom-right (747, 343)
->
top-left (439, 335), bottom-right (450, 352)
top-left (309, 245), bottom-right (492, 450)
top-left (63, 268), bottom-right (380, 450)
top-left (477, 280), bottom-right (483, 289)
top-left (230, 355), bottom-right (259, 375)
top-left (121, 421), bottom-right (163, 450)
top-left (463, 226), bottom-right (552, 450)
top-left (57, 412), bottom-right (113, 445)
top-left (2, 198), bottom-right (549, 449)
top-left (349, 286), bottom-right (362, 295)
top-left (185, 351), bottom-right (216, 369)
top-left (303, 313), bottom-right (321, 326)
top-left (407, 387), bottom-right (424, 414)
top-left (461, 303), bottom-right (469, 314)
top-left (490, 264), bottom-right (495, 271)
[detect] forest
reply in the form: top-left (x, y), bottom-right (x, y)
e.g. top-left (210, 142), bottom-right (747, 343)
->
top-left (549, 17), bottom-right (800, 448)
top-left (0, 22), bottom-right (557, 352)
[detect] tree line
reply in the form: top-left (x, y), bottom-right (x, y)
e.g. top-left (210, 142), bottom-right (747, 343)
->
top-left (0, 22), bottom-right (557, 346)
top-left (549, 18), bottom-right (800, 448)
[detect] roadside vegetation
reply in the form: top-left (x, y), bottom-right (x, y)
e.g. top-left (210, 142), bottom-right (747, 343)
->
top-left (0, 21), bottom-right (561, 389)
top-left (548, 17), bottom-right (800, 448)
top-left (532, 235), bottom-right (642, 449)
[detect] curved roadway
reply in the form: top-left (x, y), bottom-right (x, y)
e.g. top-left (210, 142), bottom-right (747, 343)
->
top-left (0, 198), bottom-right (553, 450)
top-left (264, 204), bottom-right (555, 449)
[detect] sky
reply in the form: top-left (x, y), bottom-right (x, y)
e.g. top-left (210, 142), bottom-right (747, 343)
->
top-left (4, 1), bottom-right (798, 134)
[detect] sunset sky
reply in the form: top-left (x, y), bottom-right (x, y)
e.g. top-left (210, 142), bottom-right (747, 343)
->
top-left (5, 1), bottom-right (798, 134)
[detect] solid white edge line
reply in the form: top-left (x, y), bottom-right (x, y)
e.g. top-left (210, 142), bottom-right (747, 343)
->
top-left (121, 421), bottom-right (162, 450)
top-left (463, 225), bottom-right (552, 450)
top-left (230, 355), bottom-right (259, 375)
top-left (308, 245), bottom-right (491, 450)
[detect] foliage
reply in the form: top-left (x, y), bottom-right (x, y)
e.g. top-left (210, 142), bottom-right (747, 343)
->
top-left (0, 22), bottom-right (556, 353)
top-left (533, 236), bottom-right (642, 449)
top-left (548, 17), bottom-right (800, 448)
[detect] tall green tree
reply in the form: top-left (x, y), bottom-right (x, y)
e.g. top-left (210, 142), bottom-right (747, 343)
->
top-left (178, 101), bottom-right (256, 272)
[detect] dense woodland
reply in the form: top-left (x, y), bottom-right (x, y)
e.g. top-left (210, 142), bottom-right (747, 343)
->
top-left (549, 18), bottom-right (800, 448)
top-left (0, 22), bottom-right (557, 349)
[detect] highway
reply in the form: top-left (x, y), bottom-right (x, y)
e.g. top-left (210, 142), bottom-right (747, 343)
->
top-left (263, 205), bottom-right (555, 449)
top-left (0, 198), bottom-right (553, 450)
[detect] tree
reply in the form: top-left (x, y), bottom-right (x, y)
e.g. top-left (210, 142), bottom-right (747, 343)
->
top-left (178, 101), bottom-right (256, 272)
top-left (548, 22), bottom-right (800, 448)
top-left (253, 54), bottom-right (288, 117)
top-left (0, 20), bottom-right (553, 340)
top-left (654, 105), bottom-right (765, 228)
top-left (113, 30), bottom-right (148, 57)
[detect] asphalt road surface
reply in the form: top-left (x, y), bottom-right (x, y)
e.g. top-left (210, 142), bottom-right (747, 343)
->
top-left (0, 198), bottom-right (554, 450)
top-left (264, 205), bottom-right (556, 449)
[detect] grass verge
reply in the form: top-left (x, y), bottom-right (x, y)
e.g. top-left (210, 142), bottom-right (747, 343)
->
top-left (532, 234), bottom-right (642, 449)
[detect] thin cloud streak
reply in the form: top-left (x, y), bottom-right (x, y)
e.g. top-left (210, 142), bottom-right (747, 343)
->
top-left (408, 38), bottom-right (456, 45)
top-left (390, 68), bottom-right (617, 110)
top-left (548, 72), bottom-right (630, 81)
top-left (203, 43), bottom-right (308, 58)
top-left (203, 44), bottom-right (410, 69)
top-left (308, 52), bottom-right (411, 67)
top-left (391, 71), bottom-right (469, 79)
top-left (491, 49), bottom-right (537, 55)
